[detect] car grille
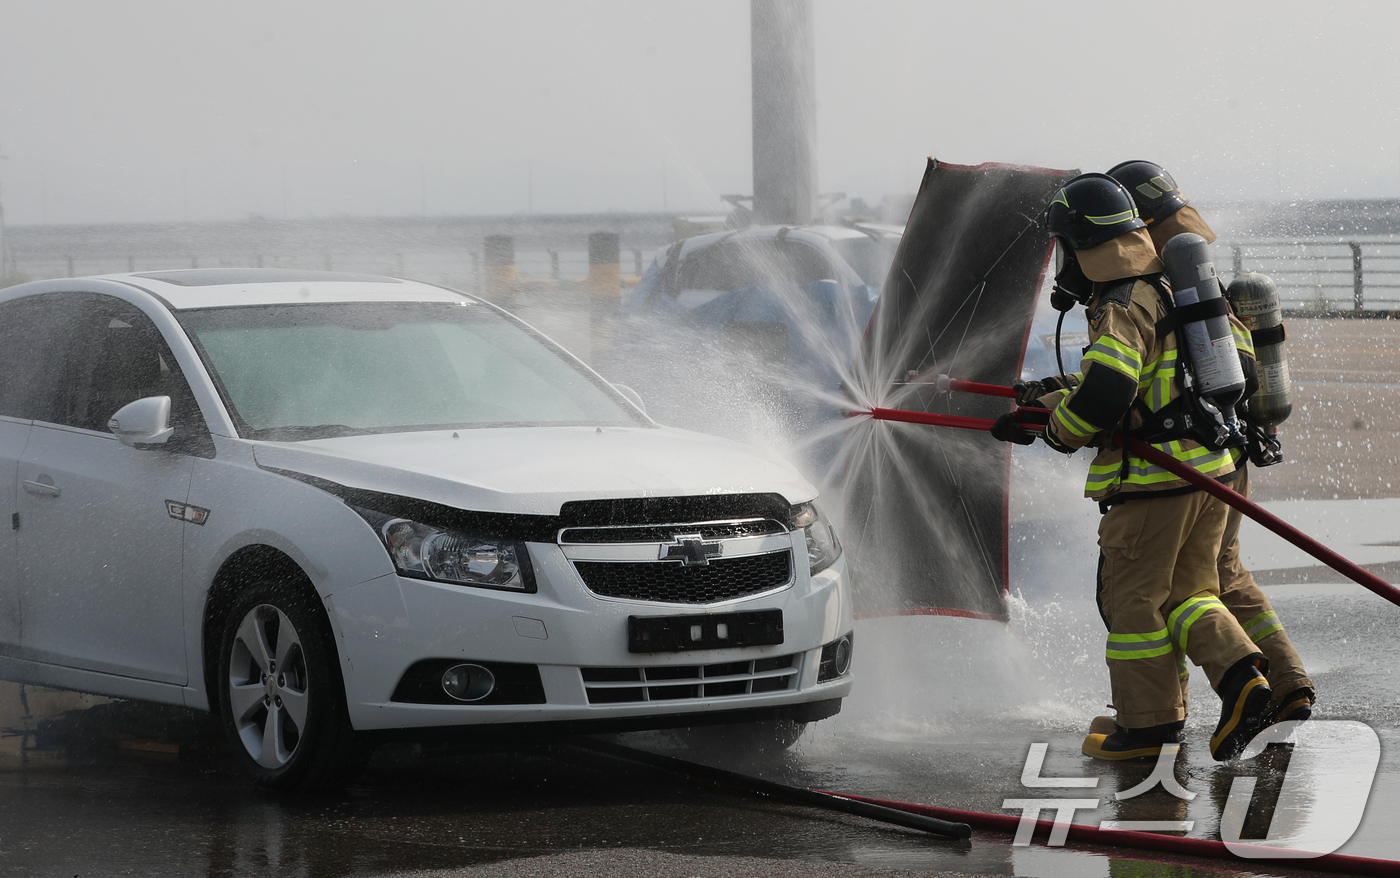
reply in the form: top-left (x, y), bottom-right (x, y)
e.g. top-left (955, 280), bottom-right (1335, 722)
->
top-left (558, 518), bottom-right (786, 544)
top-left (580, 654), bottom-right (798, 704)
top-left (573, 551), bottom-right (791, 604)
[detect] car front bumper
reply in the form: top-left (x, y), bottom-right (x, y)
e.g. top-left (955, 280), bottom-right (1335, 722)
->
top-left (327, 542), bottom-right (853, 731)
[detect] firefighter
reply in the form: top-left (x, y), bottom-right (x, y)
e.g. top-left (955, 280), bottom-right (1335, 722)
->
top-left (1105, 160), bottom-right (1315, 725)
top-left (992, 173), bottom-right (1272, 761)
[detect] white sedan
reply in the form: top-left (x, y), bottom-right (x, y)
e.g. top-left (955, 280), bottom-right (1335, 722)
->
top-left (0, 269), bottom-right (854, 790)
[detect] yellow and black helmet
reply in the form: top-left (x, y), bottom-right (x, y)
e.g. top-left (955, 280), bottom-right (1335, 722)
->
top-left (1107, 160), bottom-right (1189, 226)
top-left (1045, 173), bottom-right (1144, 252)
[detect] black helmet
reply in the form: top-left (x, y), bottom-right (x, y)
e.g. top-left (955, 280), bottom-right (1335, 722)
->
top-left (1045, 173), bottom-right (1143, 251)
top-left (1107, 160), bottom-right (1188, 226)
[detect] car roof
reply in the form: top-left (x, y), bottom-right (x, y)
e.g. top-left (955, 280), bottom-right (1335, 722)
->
top-left (89, 268), bottom-right (469, 310)
top-left (673, 224), bottom-right (882, 259)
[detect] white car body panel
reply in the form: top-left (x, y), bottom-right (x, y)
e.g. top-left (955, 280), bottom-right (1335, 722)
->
top-left (0, 417), bottom-right (29, 651)
top-left (250, 426), bottom-right (815, 517)
top-left (0, 270), bottom-right (854, 737)
top-left (16, 422), bottom-right (193, 684)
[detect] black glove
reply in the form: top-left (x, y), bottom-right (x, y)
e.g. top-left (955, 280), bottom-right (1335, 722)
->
top-left (1042, 427), bottom-right (1075, 455)
top-left (1013, 375), bottom-right (1076, 406)
top-left (990, 412), bottom-right (1037, 445)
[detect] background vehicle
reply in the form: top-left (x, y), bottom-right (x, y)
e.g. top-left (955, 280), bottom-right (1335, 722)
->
top-left (0, 268), bottom-right (853, 790)
top-left (610, 224), bottom-right (898, 470)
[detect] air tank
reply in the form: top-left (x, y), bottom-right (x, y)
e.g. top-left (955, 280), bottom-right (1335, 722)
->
top-left (1226, 272), bottom-right (1293, 428)
top-left (1161, 233), bottom-right (1246, 410)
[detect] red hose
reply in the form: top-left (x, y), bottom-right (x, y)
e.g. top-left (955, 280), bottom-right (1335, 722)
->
top-left (859, 392), bottom-right (1399, 872)
top-left (821, 792), bottom-right (1400, 876)
top-left (1118, 435), bottom-right (1400, 606)
top-left (945, 378), bottom-right (1018, 399)
top-left (860, 396), bottom-right (1400, 609)
top-left (866, 407), bottom-right (997, 432)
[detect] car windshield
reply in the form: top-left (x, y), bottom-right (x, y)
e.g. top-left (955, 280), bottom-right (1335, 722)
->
top-left (178, 301), bottom-right (642, 439)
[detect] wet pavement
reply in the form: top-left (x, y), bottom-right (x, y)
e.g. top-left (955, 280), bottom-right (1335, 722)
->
top-left (3, 516), bottom-right (1394, 878)
top-left (2, 317), bottom-right (1399, 878)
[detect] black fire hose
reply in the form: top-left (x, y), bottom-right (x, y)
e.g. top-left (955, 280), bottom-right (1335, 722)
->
top-left (570, 737), bottom-right (972, 841)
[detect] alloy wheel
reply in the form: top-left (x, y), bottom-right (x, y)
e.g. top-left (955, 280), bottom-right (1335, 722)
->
top-left (226, 604), bottom-right (311, 769)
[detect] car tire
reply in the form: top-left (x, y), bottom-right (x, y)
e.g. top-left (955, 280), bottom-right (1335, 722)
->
top-left (216, 580), bottom-right (366, 792)
top-left (680, 719), bottom-right (808, 756)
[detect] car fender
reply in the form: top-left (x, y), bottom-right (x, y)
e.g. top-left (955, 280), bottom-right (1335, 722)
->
top-left (181, 437), bottom-right (396, 709)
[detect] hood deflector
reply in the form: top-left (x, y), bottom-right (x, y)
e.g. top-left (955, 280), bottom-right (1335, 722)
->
top-left (262, 464), bottom-right (792, 540)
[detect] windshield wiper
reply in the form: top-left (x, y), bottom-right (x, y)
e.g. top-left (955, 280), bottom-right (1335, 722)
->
top-left (251, 424), bottom-right (379, 441)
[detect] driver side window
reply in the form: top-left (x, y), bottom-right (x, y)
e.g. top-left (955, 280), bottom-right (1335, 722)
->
top-left (41, 296), bottom-right (203, 440)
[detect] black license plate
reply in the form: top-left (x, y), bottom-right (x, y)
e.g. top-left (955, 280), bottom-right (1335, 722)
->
top-left (627, 609), bottom-right (784, 654)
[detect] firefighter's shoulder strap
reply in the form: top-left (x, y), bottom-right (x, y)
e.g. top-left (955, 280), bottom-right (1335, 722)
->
top-left (1094, 278), bottom-right (1136, 314)
top-left (1128, 275), bottom-right (1221, 448)
top-left (1154, 296), bottom-right (1229, 336)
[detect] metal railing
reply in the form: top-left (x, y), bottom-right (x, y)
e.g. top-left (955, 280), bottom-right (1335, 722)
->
top-left (1225, 240), bottom-right (1400, 315)
top-left (1, 246), bottom-right (659, 296)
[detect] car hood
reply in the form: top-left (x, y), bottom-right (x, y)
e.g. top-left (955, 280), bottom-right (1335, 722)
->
top-left (251, 425), bottom-right (816, 516)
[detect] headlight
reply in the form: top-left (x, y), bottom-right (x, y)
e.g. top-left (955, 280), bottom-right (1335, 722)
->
top-left (790, 501), bottom-right (841, 576)
top-left (352, 506), bottom-right (535, 592)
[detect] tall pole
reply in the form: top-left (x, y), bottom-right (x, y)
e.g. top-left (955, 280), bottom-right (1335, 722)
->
top-left (0, 178), bottom-right (8, 283)
top-left (0, 143), bottom-right (9, 282)
top-left (751, 0), bottom-right (816, 226)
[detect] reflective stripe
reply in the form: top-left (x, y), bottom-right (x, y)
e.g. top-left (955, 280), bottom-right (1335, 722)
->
top-left (1054, 402), bottom-right (1099, 439)
top-left (1085, 440), bottom-right (1234, 493)
top-left (1243, 610), bottom-right (1283, 643)
top-left (1232, 323), bottom-right (1255, 358)
top-left (1087, 208), bottom-right (1138, 226)
top-left (1141, 350), bottom-right (1176, 412)
top-left (1082, 336), bottom-right (1143, 380)
top-left (1168, 594), bottom-right (1227, 653)
top-left (1106, 628), bottom-right (1173, 661)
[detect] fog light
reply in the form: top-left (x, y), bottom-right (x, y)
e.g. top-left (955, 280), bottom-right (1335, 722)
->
top-left (834, 636), bottom-right (852, 676)
top-left (441, 663), bottom-right (496, 702)
top-left (817, 633), bottom-right (854, 682)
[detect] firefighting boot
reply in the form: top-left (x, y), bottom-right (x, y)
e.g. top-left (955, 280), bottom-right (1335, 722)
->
top-left (1210, 654), bottom-right (1272, 761)
top-left (1271, 687), bottom-right (1315, 725)
top-left (1082, 720), bottom-right (1185, 761)
top-left (1088, 715), bottom-right (1117, 736)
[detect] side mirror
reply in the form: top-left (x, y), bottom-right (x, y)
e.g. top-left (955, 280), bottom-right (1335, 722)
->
top-left (109, 396), bottom-right (174, 447)
top-left (612, 383), bottom-right (647, 415)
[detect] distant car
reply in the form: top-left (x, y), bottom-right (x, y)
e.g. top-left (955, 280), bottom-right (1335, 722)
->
top-left (610, 224), bottom-right (898, 466)
top-left (0, 269), bottom-right (853, 790)
top-left (1022, 297), bottom-right (1089, 382)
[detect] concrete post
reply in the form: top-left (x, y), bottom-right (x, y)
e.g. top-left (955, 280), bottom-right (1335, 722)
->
top-left (588, 231), bottom-right (622, 362)
top-left (751, 0), bottom-right (816, 226)
top-left (1350, 241), bottom-right (1364, 312)
top-left (484, 234), bottom-right (516, 305)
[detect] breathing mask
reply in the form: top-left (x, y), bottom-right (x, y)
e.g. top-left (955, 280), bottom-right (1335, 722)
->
top-left (1051, 240), bottom-right (1092, 312)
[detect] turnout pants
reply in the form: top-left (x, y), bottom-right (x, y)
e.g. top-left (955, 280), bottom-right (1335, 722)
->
top-left (1098, 489), bottom-right (1260, 728)
top-left (1217, 465), bottom-right (1315, 709)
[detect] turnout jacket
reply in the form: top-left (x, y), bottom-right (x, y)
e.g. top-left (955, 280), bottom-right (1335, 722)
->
top-left (1041, 276), bottom-right (1249, 501)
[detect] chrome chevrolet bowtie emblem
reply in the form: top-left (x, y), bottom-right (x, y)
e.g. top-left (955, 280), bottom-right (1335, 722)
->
top-left (659, 533), bottom-right (722, 566)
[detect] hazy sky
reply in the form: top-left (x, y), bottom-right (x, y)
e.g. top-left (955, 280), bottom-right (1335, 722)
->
top-left (2, 0), bottom-right (1398, 225)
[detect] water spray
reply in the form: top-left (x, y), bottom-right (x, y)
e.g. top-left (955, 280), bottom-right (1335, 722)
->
top-left (853, 377), bottom-right (1400, 610)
